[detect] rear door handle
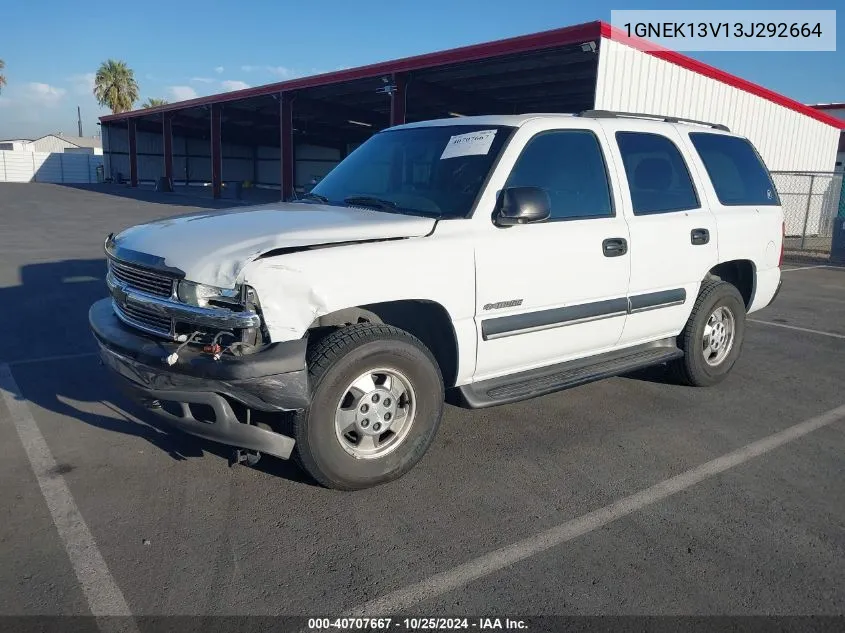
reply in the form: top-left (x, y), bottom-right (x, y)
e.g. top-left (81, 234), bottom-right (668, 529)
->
top-left (602, 237), bottom-right (628, 257)
top-left (691, 228), bottom-right (710, 245)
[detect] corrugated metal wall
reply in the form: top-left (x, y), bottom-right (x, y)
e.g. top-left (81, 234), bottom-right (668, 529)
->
top-left (595, 38), bottom-right (840, 172)
top-left (0, 151), bottom-right (102, 183)
top-left (28, 136), bottom-right (81, 153)
top-left (103, 125), bottom-right (344, 188)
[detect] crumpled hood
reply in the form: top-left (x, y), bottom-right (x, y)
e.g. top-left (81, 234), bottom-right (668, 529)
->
top-left (109, 201), bottom-right (436, 286)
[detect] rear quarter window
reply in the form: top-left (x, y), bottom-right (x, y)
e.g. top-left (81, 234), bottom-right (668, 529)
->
top-left (615, 132), bottom-right (700, 216)
top-left (689, 133), bottom-right (780, 206)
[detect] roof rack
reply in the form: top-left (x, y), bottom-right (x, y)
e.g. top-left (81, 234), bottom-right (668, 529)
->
top-left (578, 109), bottom-right (730, 132)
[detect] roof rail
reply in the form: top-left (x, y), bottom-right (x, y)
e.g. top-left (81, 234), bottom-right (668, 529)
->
top-left (578, 109), bottom-right (730, 132)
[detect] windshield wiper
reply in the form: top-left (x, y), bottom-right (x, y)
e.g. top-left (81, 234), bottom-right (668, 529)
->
top-left (343, 196), bottom-right (398, 212)
top-left (296, 192), bottom-right (330, 204)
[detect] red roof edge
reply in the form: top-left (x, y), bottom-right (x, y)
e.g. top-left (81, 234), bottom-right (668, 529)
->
top-left (101, 21), bottom-right (604, 123)
top-left (599, 22), bottom-right (845, 130)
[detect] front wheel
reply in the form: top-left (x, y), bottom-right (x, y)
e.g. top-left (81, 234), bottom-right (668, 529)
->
top-left (293, 323), bottom-right (444, 490)
top-left (670, 280), bottom-right (746, 387)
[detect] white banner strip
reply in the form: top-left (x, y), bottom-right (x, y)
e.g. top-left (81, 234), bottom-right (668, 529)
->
top-left (609, 10), bottom-right (836, 52)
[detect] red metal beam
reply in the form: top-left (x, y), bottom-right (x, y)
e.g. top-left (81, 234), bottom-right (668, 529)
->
top-left (211, 104), bottom-right (222, 199)
top-left (162, 113), bottom-right (173, 182)
top-left (101, 21), bottom-right (603, 122)
top-left (390, 73), bottom-right (407, 126)
top-left (127, 119), bottom-right (138, 187)
top-left (100, 19), bottom-right (845, 131)
top-left (280, 92), bottom-right (294, 201)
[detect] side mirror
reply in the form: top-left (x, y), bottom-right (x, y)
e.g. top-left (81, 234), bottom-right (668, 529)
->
top-left (494, 186), bottom-right (551, 226)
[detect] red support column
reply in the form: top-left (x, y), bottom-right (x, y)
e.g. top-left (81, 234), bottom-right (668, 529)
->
top-left (127, 119), bottom-right (138, 187)
top-left (390, 73), bottom-right (407, 127)
top-left (162, 113), bottom-right (173, 183)
top-left (211, 103), bottom-right (222, 199)
top-left (280, 92), bottom-right (294, 201)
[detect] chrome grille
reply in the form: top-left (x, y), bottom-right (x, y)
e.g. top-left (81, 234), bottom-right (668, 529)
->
top-left (108, 259), bottom-right (174, 297)
top-left (114, 301), bottom-right (173, 337)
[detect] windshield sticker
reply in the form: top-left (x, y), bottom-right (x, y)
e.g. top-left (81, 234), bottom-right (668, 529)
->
top-left (440, 129), bottom-right (498, 160)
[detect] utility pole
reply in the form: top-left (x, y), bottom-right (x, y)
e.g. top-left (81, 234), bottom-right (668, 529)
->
top-left (77, 106), bottom-right (83, 137)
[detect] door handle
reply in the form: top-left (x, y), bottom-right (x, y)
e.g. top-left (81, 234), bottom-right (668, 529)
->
top-left (602, 237), bottom-right (628, 257)
top-left (691, 228), bottom-right (710, 245)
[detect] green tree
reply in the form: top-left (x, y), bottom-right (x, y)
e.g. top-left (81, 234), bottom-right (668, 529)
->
top-left (93, 59), bottom-right (139, 113)
top-left (142, 97), bottom-right (168, 108)
top-left (0, 59), bottom-right (6, 94)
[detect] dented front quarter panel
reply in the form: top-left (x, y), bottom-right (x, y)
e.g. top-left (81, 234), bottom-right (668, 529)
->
top-left (241, 256), bottom-right (332, 340)
top-left (239, 222), bottom-right (479, 383)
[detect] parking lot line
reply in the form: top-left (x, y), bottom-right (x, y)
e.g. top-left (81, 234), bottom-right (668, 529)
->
top-left (0, 363), bottom-right (137, 628)
top-left (343, 403), bottom-right (845, 617)
top-left (748, 319), bottom-right (845, 340)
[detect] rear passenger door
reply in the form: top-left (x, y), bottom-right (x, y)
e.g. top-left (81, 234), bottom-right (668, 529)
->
top-left (683, 131), bottom-right (784, 302)
top-left (603, 125), bottom-right (718, 346)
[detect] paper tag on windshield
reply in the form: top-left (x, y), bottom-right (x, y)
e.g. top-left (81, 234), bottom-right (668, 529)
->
top-left (440, 129), bottom-right (497, 160)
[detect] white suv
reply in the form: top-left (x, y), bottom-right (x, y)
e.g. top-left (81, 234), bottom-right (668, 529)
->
top-left (90, 111), bottom-right (784, 489)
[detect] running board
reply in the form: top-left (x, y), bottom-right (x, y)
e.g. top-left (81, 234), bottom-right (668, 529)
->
top-left (459, 339), bottom-right (683, 409)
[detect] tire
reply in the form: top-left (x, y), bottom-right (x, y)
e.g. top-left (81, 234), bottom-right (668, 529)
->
top-left (293, 323), bottom-right (444, 490)
top-left (670, 280), bottom-right (746, 387)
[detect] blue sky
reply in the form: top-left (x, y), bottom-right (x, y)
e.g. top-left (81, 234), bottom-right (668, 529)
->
top-left (0, 0), bottom-right (842, 139)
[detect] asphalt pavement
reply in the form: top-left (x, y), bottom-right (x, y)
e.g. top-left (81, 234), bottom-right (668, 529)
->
top-left (0, 183), bottom-right (843, 625)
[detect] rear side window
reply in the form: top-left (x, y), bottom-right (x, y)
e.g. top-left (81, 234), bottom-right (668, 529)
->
top-left (615, 132), bottom-right (699, 215)
top-left (689, 133), bottom-right (780, 206)
top-left (505, 130), bottom-right (614, 220)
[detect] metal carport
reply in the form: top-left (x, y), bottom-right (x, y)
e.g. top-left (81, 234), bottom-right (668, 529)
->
top-left (99, 21), bottom-right (602, 199)
top-left (100, 20), bottom-right (844, 200)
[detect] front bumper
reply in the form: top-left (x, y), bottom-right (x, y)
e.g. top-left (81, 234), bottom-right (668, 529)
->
top-left (90, 298), bottom-right (308, 459)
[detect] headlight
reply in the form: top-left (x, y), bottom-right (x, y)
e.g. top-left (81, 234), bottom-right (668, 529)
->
top-left (177, 281), bottom-right (241, 307)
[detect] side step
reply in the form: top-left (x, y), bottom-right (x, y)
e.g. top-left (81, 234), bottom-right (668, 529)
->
top-left (459, 339), bottom-right (683, 409)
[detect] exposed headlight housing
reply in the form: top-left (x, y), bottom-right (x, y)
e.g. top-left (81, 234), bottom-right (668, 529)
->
top-left (177, 280), bottom-right (241, 308)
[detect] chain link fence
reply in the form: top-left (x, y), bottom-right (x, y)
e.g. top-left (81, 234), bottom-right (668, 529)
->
top-left (771, 170), bottom-right (845, 256)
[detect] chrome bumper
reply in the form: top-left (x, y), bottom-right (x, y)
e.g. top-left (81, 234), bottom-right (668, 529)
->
top-left (90, 298), bottom-right (308, 460)
top-left (107, 272), bottom-right (260, 338)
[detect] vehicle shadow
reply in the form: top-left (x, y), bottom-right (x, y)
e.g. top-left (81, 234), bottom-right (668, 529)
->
top-left (1, 258), bottom-right (316, 486)
top-left (621, 364), bottom-right (679, 385)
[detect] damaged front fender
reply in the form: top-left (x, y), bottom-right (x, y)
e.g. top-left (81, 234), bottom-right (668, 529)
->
top-left (238, 233), bottom-right (474, 347)
top-left (242, 257), bottom-right (331, 341)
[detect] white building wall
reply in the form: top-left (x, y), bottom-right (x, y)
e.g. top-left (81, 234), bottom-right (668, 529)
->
top-left (29, 135), bottom-right (79, 153)
top-left (0, 141), bottom-right (30, 151)
top-left (0, 151), bottom-right (102, 183)
top-left (595, 38), bottom-right (841, 173)
top-left (65, 147), bottom-right (104, 155)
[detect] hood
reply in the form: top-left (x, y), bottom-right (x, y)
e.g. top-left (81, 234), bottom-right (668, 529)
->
top-left (108, 202), bottom-right (436, 286)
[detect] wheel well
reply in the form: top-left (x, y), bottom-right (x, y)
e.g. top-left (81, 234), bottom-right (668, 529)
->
top-left (307, 300), bottom-right (460, 387)
top-left (708, 260), bottom-right (755, 308)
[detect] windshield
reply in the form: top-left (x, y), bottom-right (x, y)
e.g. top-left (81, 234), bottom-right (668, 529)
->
top-left (307, 124), bottom-right (514, 218)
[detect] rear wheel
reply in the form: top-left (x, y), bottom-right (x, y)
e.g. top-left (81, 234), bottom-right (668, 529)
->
top-left (671, 280), bottom-right (746, 387)
top-left (293, 323), bottom-right (444, 490)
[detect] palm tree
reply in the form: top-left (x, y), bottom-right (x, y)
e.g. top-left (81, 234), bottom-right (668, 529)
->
top-left (94, 59), bottom-right (139, 113)
top-left (0, 59), bottom-right (6, 94)
top-left (142, 97), bottom-right (168, 108)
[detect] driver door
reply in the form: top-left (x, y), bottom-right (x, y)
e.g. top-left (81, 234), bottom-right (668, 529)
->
top-left (473, 127), bottom-right (631, 381)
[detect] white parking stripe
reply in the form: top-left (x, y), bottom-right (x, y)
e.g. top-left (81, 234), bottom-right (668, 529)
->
top-left (344, 403), bottom-right (845, 617)
top-left (0, 363), bottom-right (137, 627)
top-left (748, 319), bottom-right (845, 340)
top-left (780, 265), bottom-right (831, 272)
